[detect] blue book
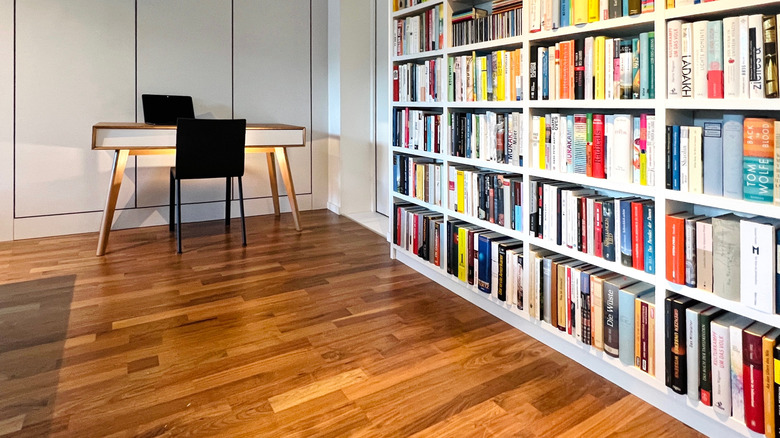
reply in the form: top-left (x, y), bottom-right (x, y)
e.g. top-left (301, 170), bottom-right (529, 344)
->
top-left (560, 0), bottom-right (570, 28)
top-left (541, 48), bottom-right (549, 100)
top-left (602, 199), bottom-right (616, 262)
top-left (619, 198), bottom-right (634, 268)
top-left (622, 0), bottom-right (628, 18)
top-left (694, 119), bottom-right (724, 196)
top-left (581, 271), bottom-right (592, 344)
top-left (643, 202), bottom-right (655, 274)
top-left (393, 155), bottom-right (399, 192)
top-left (617, 282), bottom-right (652, 366)
top-left (722, 114), bottom-right (744, 199)
top-left (672, 125), bottom-right (680, 190)
top-left (477, 234), bottom-right (492, 293)
top-left (465, 115), bottom-right (472, 158)
top-left (743, 156), bottom-right (774, 203)
top-left (648, 32), bottom-right (655, 99)
top-left (514, 205), bottom-right (522, 232)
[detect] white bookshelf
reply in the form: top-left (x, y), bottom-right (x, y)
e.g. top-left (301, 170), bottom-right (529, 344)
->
top-left (388, 1), bottom-right (780, 437)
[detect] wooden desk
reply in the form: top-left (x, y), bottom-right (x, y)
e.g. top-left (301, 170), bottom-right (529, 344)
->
top-left (92, 122), bottom-right (305, 256)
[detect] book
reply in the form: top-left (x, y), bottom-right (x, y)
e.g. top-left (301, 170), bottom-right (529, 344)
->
top-left (666, 212), bottom-right (695, 285)
top-left (744, 322), bottom-right (774, 434)
top-left (713, 214), bottom-right (742, 301)
top-left (668, 20), bottom-right (683, 98)
top-left (694, 118), bottom-right (724, 197)
top-left (684, 215), bottom-right (704, 288)
top-left (764, 15), bottom-right (779, 98)
top-left (681, 23), bottom-right (693, 98)
top-left (695, 218), bottom-right (713, 292)
top-left (618, 281), bottom-right (651, 366)
top-left (723, 17), bottom-right (740, 99)
top-left (635, 291), bottom-right (655, 375)
top-left (699, 306), bottom-right (725, 406)
top-left (750, 15), bottom-right (766, 99)
top-left (741, 218), bottom-right (780, 312)
top-left (693, 20), bottom-right (709, 99)
top-left (643, 202), bottom-right (655, 275)
top-left (763, 328), bottom-right (780, 437)
top-left (686, 302), bottom-right (711, 402)
top-left (711, 313), bottom-right (743, 416)
top-left (666, 294), bottom-right (695, 394)
top-left (730, 316), bottom-right (756, 424)
top-left (687, 126), bottom-right (703, 194)
top-left (722, 114), bottom-right (745, 200)
top-left (707, 20), bottom-right (724, 98)
top-left (744, 118), bottom-right (775, 203)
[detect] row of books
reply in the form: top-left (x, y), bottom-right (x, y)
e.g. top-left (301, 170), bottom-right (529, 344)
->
top-left (530, 180), bottom-right (656, 274)
top-left (393, 203), bottom-right (442, 267)
top-left (450, 111), bottom-right (523, 165)
top-left (447, 167), bottom-right (523, 232)
top-left (529, 249), bottom-right (656, 373)
top-left (667, 15), bottom-right (779, 100)
top-left (665, 297), bottom-right (780, 435)
top-left (449, 49), bottom-right (523, 102)
top-left (665, 116), bottom-right (778, 204)
top-left (533, 113), bottom-right (657, 187)
top-left (528, 0), bottom-right (654, 33)
top-left (393, 154), bottom-right (442, 206)
top-left (392, 0), bottom-right (432, 12)
top-left (391, 108), bottom-right (441, 152)
top-left (530, 32), bottom-right (656, 101)
top-left (666, 212), bottom-right (780, 314)
top-left (446, 220), bottom-right (525, 306)
top-left (393, 4), bottom-right (444, 56)
top-left (451, 4), bottom-right (523, 47)
top-left (393, 59), bottom-right (442, 102)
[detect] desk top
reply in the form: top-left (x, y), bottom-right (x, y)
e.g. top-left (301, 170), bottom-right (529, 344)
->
top-left (92, 122), bottom-right (306, 150)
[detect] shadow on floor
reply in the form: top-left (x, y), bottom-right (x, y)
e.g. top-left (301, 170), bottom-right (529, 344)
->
top-left (0, 276), bottom-right (76, 437)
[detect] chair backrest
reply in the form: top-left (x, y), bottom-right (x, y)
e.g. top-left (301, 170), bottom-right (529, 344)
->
top-left (175, 118), bottom-right (247, 179)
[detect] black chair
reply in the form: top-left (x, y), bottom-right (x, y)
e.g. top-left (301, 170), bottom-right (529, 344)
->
top-left (169, 118), bottom-right (247, 253)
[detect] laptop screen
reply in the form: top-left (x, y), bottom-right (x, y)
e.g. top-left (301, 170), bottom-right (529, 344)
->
top-left (141, 94), bottom-right (195, 125)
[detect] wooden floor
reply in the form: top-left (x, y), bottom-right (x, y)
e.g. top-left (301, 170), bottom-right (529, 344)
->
top-left (0, 210), bottom-right (703, 437)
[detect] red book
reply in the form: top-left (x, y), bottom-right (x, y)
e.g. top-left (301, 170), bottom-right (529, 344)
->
top-left (592, 114), bottom-right (606, 178)
top-left (594, 200), bottom-right (603, 258)
top-left (412, 214), bottom-right (419, 255)
top-left (429, 59), bottom-right (436, 100)
top-left (708, 70), bottom-right (724, 98)
top-left (396, 206), bottom-right (403, 245)
top-left (665, 213), bottom-right (690, 285)
top-left (581, 196), bottom-right (588, 253)
top-left (631, 201), bottom-right (644, 271)
top-left (744, 322), bottom-right (773, 434)
top-left (393, 65), bottom-right (400, 101)
top-left (434, 224), bottom-right (440, 266)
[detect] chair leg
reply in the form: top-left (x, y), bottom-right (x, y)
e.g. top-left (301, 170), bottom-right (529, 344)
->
top-left (238, 176), bottom-right (247, 247)
top-left (176, 179), bottom-right (183, 254)
top-left (225, 177), bottom-right (231, 227)
top-left (169, 169), bottom-right (175, 232)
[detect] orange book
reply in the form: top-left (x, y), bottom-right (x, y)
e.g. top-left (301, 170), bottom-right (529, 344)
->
top-left (559, 41), bottom-right (572, 100)
top-left (744, 118), bottom-right (775, 158)
top-left (665, 213), bottom-right (693, 285)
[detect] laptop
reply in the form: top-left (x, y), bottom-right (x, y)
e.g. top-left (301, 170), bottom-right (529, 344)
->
top-left (141, 94), bottom-right (195, 125)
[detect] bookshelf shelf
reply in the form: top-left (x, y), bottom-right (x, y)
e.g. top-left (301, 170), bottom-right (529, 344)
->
top-left (527, 235), bottom-right (657, 284)
top-left (388, 1), bottom-right (780, 436)
top-left (392, 146), bottom-right (443, 159)
top-left (664, 0), bottom-right (780, 21)
top-left (528, 168), bottom-right (657, 198)
top-left (446, 155), bottom-right (523, 172)
top-left (392, 0), bottom-right (445, 19)
top-left (664, 189), bottom-right (780, 217)
top-left (528, 100), bottom-right (656, 110)
top-left (527, 13), bottom-right (655, 43)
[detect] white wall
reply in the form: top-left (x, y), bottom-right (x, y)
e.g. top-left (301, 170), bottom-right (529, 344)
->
top-left (7, 0), bottom-right (328, 241)
top-left (0, 0), bottom-right (13, 241)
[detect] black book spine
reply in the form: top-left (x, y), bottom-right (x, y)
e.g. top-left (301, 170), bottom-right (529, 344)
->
top-left (576, 198), bottom-right (583, 252)
top-left (530, 60), bottom-right (538, 101)
top-left (498, 245), bottom-right (507, 301)
top-left (574, 38), bottom-right (585, 100)
top-left (664, 295), bottom-right (674, 390)
top-left (603, 283), bottom-right (619, 357)
top-left (529, 181), bottom-right (538, 236)
top-left (446, 221), bottom-right (453, 275)
top-left (628, 0), bottom-right (641, 15)
top-left (670, 298), bottom-right (687, 394)
top-left (537, 182), bottom-right (544, 239)
top-left (665, 125), bottom-right (673, 190)
top-left (556, 188), bottom-right (563, 246)
top-left (602, 199), bottom-right (615, 262)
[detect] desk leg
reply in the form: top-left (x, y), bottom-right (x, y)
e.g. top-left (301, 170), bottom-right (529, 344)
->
top-left (266, 152), bottom-right (280, 216)
top-left (96, 149), bottom-right (129, 256)
top-left (274, 147), bottom-right (301, 231)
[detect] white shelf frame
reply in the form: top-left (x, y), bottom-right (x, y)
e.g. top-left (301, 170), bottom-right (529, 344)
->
top-left (388, 1), bottom-right (780, 436)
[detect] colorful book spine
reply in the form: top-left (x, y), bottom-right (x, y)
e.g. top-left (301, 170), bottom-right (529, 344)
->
top-left (707, 20), bottom-right (725, 98)
top-left (744, 118), bottom-right (775, 203)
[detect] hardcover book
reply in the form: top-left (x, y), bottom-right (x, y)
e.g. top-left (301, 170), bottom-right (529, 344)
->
top-left (686, 302), bottom-right (712, 402)
top-left (744, 321), bottom-right (773, 434)
top-left (730, 316), bottom-right (755, 424)
top-left (617, 281), bottom-right (651, 365)
top-left (666, 294), bottom-right (695, 394)
top-left (699, 306), bottom-right (725, 406)
top-left (713, 214), bottom-right (742, 301)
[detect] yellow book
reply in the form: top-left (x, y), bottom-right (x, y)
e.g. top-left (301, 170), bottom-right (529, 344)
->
top-left (479, 57), bottom-right (488, 101)
top-left (763, 330), bottom-right (780, 438)
top-left (587, 0), bottom-right (599, 23)
top-left (458, 227), bottom-right (468, 282)
top-left (496, 50), bottom-right (505, 101)
top-left (666, 0), bottom-right (674, 8)
top-left (539, 116), bottom-right (546, 170)
top-left (572, 0), bottom-right (588, 25)
top-left (416, 164), bottom-right (424, 200)
top-left (456, 169), bottom-right (465, 213)
top-left (594, 36), bottom-right (606, 100)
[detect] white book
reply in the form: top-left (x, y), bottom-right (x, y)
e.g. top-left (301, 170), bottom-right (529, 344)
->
top-left (448, 166), bottom-right (457, 211)
top-left (503, 178), bottom-right (511, 229)
top-left (711, 313), bottom-right (742, 416)
top-left (551, 0), bottom-right (559, 29)
top-left (676, 0), bottom-right (694, 5)
top-left (560, 189), bottom-right (568, 246)
top-left (679, 126), bottom-right (689, 192)
top-left (647, 115), bottom-right (656, 187)
top-left (730, 316), bottom-right (754, 424)
top-left (586, 197), bottom-right (595, 255)
top-left (491, 239), bottom-right (502, 298)
top-left (605, 114), bottom-right (615, 177)
top-left (550, 114), bottom-right (561, 171)
top-left (605, 38), bottom-right (614, 100)
top-left (585, 36), bottom-right (594, 100)
top-left (567, 190), bottom-right (595, 249)
top-left (529, 0), bottom-right (541, 33)
top-left (559, 116), bottom-right (569, 173)
top-left (506, 248), bottom-right (517, 306)
top-left (740, 218), bottom-right (780, 311)
top-left (549, 44), bottom-right (558, 100)
top-left (668, 20), bottom-right (683, 98)
top-left (723, 16), bottom-right (740, 99)
top-left (693, 20), bottom-right (709, 99)
top-left (688, 126), bottom-right (703, 194)
top-left (611, 114), bottom-right (634, 183)
top-left (573, 267), bottom-right (582, 342)
top-left (681, 22), bottom-right (693, 98)
top-left (738, 16), bottom-right (750, 99)
top-left (749, 15), bottom-right (765, 99)
top-left (686, 303), bottom-right (711, 402)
